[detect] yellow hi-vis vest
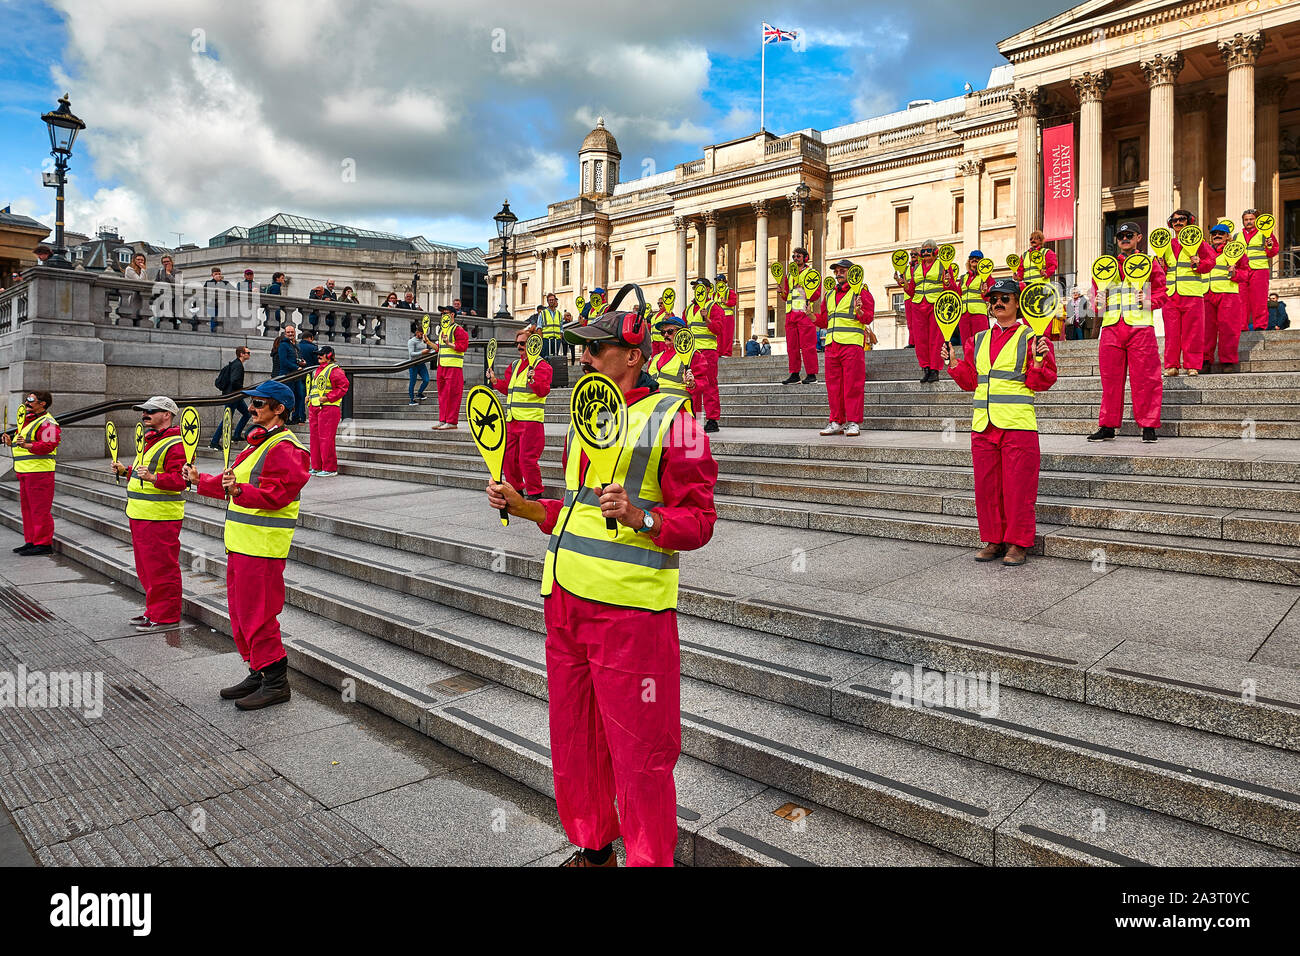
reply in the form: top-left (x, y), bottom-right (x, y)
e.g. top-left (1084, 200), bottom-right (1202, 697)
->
top-left (1209, 247), bottom-right (1243, 294)
top-left (651, 310), bottom-right (667, 349)
top-left (909, 260), bottom-right (945, 304)
top-left (715, 287), bottom-right (736, 324)
top-left (1163, 243), bottom-right (1209, 298)
top-left (125, 435), bottom-right (184, 521)
top-left (224, 429), bottom-right (306, 559)
top-left (825, 287), bottom-right (866, 347)
top-left (540, 308), bottom-right (563, 339)
top-left (309, 363), bottom-right (343, 407)
top-left (962, 273), bottom-right (989, 315)
top-left (1021, 249), bottom-right (1048, 281)
top-left (971, 325), bottom-right (1037, 432)
top-left (1235, 230), bottom-right (1271, 271)
top-left (505, 359), bottom-right (546, 423)
top-left (1098, 259), bottom-right (1153, 328)
top-left (541, 391), bottom-right (685, 612)
top-left (685, 302), bottom-right (718, 351)
top-left (650, 352), bottom-right (694, 412)
top-left (438, 329), bottom-right (464, 368)
top-left (13, 413), bottom-right (57, 474)
top-left (787, 268), bottom-right (812, 312)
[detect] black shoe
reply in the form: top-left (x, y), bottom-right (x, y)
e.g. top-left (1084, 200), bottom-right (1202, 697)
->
top-left (923, 369), bottom-right (940, 383)
top-left (703, 419), bottom-right (720, 433)
top-left (1086, 427), bottom-right (1116, 442)
top-left (905, 343), bottom-right (915, 349)
top-left (781, 374), bottom-right (801, 385)
top-left (21, 544), bottom-right (52, 556)
top-left (235, 658), bottom-right (291, 710)
top-left (12, 542), bottom-right (32, 553)
top-left (1142, 427), bottom-right (1159, 443)
top-left (919, 369), bottom-right (930, 383)
top-left (220, 667), bottom-right (263, 700)
top-left (135, 619), bottom-right (181, 632)
top-left (802, 374), bottom-right (817, 384)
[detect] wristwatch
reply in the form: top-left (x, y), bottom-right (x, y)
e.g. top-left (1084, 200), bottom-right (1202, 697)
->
top-left (639, 510), bottom-right (656, 534)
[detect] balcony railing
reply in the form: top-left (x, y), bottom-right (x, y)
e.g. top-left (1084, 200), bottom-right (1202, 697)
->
top-left (0, 283), bottom-right (29, 335)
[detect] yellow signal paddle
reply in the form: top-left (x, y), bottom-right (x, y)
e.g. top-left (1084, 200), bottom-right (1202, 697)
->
top-left (978, 257), bottom-right (995, 278)
top-left (1, 405), bottom-right (7, 458)
top-left (937, 244), bottom-right (956, 265)
top-left (525, 333), bottom-right (543, 368)
top-left (486, 337), bottom-right (498, 373)
top-left (180, 406), bottom-right (200, 487)
top-left (847, 264), bottom-right (865, 294)
top-left (1019, 281), bottom-right (1061, 339)
top-left (1091, 256), bottom-right (1119, 284)
top-left (801, 268), bottom-right (821, 293)
top-left (891, 249), bottom-right (909, 272)
top-left (132, 421), bottom-right (144, 473)
top-left (1006, 253), bottom-right (1021, 271)
top-left (1029, 248), bottom-right (1046, 270)
top-left (467, 385), bottom-right (509, 527)
top-left (421, 314), bottom-right (431, 338)
top-left (221, 406), bottom-right (233, 470)
top-left (934, 290), bottom-right (963, 343)
top-left (1148, 227), bottom-right (1172, 253)
top-left (569, 372), bottom-right (627, 539)
top-left (1256, 213), bottom-right (1274, 237)
top-left (770, 261), bottom-right (784, 281)
top-left (1177, 224), bottom-right (1203, 249)
top-left (661, 288), bottom-right (676, 313)
top-left (106, 422), bottom-right (120, 484)
top-left (1123, 253), bottom-right (1152, 283)
top-left (1224, 240), bottom-right (1247, 262)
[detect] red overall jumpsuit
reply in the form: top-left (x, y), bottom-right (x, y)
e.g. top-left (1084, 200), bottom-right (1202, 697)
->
top-left (491, 357), bottom-right (552, 497)
top-left (196, 430), bottom-right (310, 670)
top-left (1157, 238), bottom-right (1216, 371)
top-left (948, 323), bottom-right (1058, 549)
top-left (1237, 227), bottom-right (1279, 331)
top-left (686, 299), bottom-right (727, 421)
top-left (436, 324), bottom-right (469, 425)
top-left (307, 362), bottom-right (349, 473)
top-left (15, 416), bottom-right (60, 547)
top-left (715, 287), bottom-right (738, 358)
top-left (1202, 245), bottom-right (1251, 366)
top-left (956, 270), bottom-right (991, 353)
top-left (1090, 255), bottom-right (1166, 430)
top-left (778, 269), bottom-right (822, 376)
top-left (128, 426), bottom-right (187, 623)
top-left (815, 283), bottom-right (874, 426)
top-left (536, 385), bottom-right (717, 866)
top-left (905, 260), bottom-right (954, 373)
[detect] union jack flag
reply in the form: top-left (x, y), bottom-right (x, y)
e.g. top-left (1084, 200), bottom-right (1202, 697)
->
top-left (763, 22), bottom-right (797, 44)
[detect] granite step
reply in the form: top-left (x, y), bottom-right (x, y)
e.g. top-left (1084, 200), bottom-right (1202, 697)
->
top-left (18, 504), bottom-right (1296, 866)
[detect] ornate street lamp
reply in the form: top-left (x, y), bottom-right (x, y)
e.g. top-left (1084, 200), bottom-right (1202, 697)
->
top-left (40, 94), bottom-right (86, 269)
top-left (411, 257), bottom-right (421, 309)
top-left (493, 199), bottom-right (517, 320)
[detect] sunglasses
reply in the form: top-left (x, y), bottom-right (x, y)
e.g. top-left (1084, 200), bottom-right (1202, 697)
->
top-left (1116, 232), bottom-right (1135, 239)
top-left (249, 398), bottom-right (275, 409)
top-left (990, 294), bottom-right (1015, 304)
top-left (23, 397), bottom-right (37, 404)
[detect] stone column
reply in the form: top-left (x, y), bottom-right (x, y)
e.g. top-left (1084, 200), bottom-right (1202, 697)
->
top-left (703, 211), bottom-right (719, 280)
top-left (959, 158), bottom-right (983, 255)
top-left (1010, 87), bottom-right (1042, 254)
top-left (1256, 76), bottom-right (1288, 256)
top-left (1175, 92), bottom-right (1214, 223)
top-left (1140, 52), bottom-right (1184, 233)
top-left (753, 200), bottom-right (770, 337)
top-left (577, 241), bottom-right (589, 293)
top-left (594, 239), bottom-right (609, 291)
top-left (1219, 31), bottom-right (1265, 222)
top-left (674, 216), bottom-right (688, 308)
top-left (1070, 70), bottom-right (1111, 273)
top-left (789, 193), bottom-right (807, 253)
top-left (535, 249), bottom-right (547, 299)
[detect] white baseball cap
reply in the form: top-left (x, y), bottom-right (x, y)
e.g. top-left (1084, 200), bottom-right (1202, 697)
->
top-left (133, 396), bottom-right (180, 415)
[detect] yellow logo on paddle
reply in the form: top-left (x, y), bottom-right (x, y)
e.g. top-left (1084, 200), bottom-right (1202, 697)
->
top-left (570, 373), bottom-right (628, 539)
top-left (1177, 224), bottom-right (1202, 249)
top-left (525, 333), bottom-right (543, 367)
top-left (1005, 253), bottom-right (1021, 270)
top-left (1224, 240), bottom-right (1247, 261)
top-left (770, 261), bottom-right (785, 281)
top-left (1149, 228), bottom-right (1172, 252)
top-left (934, 290), bottom-right (963, 341)
top-left (891, 249), bottom-right (909, 272)
top-left (1091, 256), bottom-right (1118, 283)
top-left (661, 288), bottom-right (676, 313)
top-left (673, 326), bottom-right (695, 363)
top-left (1123, 253), bottom-right (1152, 283)
top-left (1019, 281), bottom-right (1061, 337)
top-left (978, 257), bottom-right (994, 277)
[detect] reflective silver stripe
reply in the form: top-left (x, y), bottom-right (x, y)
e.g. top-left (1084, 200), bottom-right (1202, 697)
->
top-left (988, 369), bottom-right (1026, 382)
top-left (226, 512), bottom-right (298, 529)
top-left (13, 453), bottom-right (55, 461)
top-left (555, 531), bottom-right (679, 570)
top-left (987, 394), bottom-right (1035, 404)
top-left (126, 490), bottom-right (183, 501)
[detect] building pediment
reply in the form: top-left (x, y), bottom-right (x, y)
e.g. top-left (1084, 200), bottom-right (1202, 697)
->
top-left (999, 0), bottom-right (1229, 60)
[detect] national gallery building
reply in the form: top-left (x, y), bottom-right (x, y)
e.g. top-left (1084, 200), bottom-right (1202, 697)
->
top-left (487, 0), bottom-right (1299, 344)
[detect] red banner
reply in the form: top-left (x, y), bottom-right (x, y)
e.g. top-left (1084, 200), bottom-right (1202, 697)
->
top-left (1042, 123), bottom-right (1075, 242)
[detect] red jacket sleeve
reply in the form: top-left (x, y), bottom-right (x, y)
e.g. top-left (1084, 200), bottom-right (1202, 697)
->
top-left (232, 440), bottom-right (310, 510)
top-left (153, 440), bottom-right (188, 492)
top-left (528, 358), bottom-right (553, 397)
top-left (1196, 241), bottom-right (1216, 274)
top-left (904, 271), bottom-right (917, 297)
top-left (1044, 249), bottom-right (1058, 278)
top-left (1231, 255), bottom-right (1251, 285)
top-left (454, 326), bottom-right (469, 353)
top-left (650, 410), bottom-right (717, 553)
top-left (491, 364), bottom-right (512, 396)
top-left (858, 288), bottom-right (875, 325)
top-left (326, 366), bottom-right (349, 403)
top-left (815, 294), bottom-right (830, 328)
top-left (707, 303), bottom-right (726, 341)
top-left (29, 420), bottom-right (60, 455)
top-left (948, 351), bottom-right (977, 391)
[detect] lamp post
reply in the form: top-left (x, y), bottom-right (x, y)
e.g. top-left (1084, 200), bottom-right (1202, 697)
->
top-left (493, 199), bottom-right (517, 320)
top-left (411, 257), bottom-right (421, 310)
top-left (40, 94), bottom-right (86, 269)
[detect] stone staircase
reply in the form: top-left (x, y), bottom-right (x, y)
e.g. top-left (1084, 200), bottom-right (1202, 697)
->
top-left (5, 462), bottom-right (1299, 866)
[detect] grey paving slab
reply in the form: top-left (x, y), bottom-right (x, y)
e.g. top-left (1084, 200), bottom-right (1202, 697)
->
top-left (252, 720), bottom-right (461, 809)
top-left (1257, 601), bottom-right (1300, 670)
top-left (101, 626), bottom-right (229, 673)
top-left (1033, 567), bottom-right (1297, 661)
top-left (17, 580), bottom-right (121, 602)
top-left (737, 534), bottom-right (959, 592)
top-left (335, 764), bottom-right (571, 866)
top-left (696, 521), bottom-right (856, 574)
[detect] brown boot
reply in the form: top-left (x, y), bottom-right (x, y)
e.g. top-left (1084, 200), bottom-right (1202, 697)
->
top-left (974, 542), bottom-right (1007, 562)
top-left (560, 848), bottom-right (617, 867)
top-left (1002, 545), bottom-right (1028, 567)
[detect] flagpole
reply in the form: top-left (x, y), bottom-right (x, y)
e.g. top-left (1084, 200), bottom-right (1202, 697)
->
top-left (760, 24), bottom-right (766, 132)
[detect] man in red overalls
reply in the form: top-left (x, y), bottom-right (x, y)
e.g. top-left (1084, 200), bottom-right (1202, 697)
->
top-left (1156, 209), bottom-right (1216, 376)
top-left (111, 396), bottom-right (187, 629)
top-left (432, 305), bottom-right (469, 429)
top-left (776, 247), bottom-right (821, 385)
top-left (488, 325), bottom-right (553, 500)
top-left (944, 278), bottom-right (1057, 567)
top-left (184, 380), bottom-right (310, 710)
top-left (905, 241), bottom-right (955, 383)
top-left (1203, 223), bottom-right (1251, 374)
top-left (307, 345), bottom-right (349, 477)
top-left (683, 277), bottom-right (727, 433)
top-left (714, 273), bottom-right (737, 358)
top-left (4, 390), bottom-right (60, 556)
top-left (1236, 209), bottom-right (1280, 333)
top-left (954, 251), bottom-right (992, 355)
top-left (486, 307), bottom-right (717, 867)
top-left (814, 259), bottom-right (874, 437)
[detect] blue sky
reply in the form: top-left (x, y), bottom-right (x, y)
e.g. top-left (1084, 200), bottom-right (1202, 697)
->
top-left (0, 0), bottom-right (1064, 250)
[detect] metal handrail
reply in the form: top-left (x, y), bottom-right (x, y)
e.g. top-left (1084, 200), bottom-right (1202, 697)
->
top-left (5, 345), bottom-right (488, 434)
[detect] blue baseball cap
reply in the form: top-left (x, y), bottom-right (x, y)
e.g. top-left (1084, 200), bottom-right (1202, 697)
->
top-left (591, 287), bottom-right (605, 297)
top-left (1210, 223), bottom-right (1231, 235)
top-left (244, 380), bottom-right (296, 408)
top-left (656, 313), bottom-right (686, 331)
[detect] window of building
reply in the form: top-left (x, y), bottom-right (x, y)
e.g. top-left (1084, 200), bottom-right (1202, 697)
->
top-left (613, 254), bottom-right (623, 282)
top-left (891, 292), bottom-right (905, 313)
top-left (520, 280), bottom-right (528, 303)
top-left (118, 250), bottom-right (130, 264)
top-left (562, 258), bottom-right (571, 286)
top-left (646, 248), bottom-right (657, 276)
top-left (894, 206), bottom-right (909, 243)
top-left (954, 196), bottom-right (965, 235)
top-left (686, 241), bottom-right (694, 264)
top-left (840, 215), bottom-right (854, 249)
top-left (994, 178), bottom-right (1011, 219)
